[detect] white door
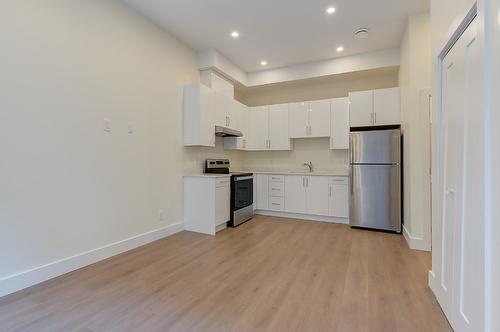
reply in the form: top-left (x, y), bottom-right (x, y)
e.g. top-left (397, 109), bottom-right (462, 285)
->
top-left (305, 176), bottom-right (329, 216)
top-left (308, 99), bottom-right (331, 137)
top-left (437, 18), bottom-right (485, 332)
top-left (329, 183), bottom-right (349, 218)
top-left (289, 102), bottom-right (309, 138)
top-left (248, 106), bottom-right (269, 150)
top-left (330, 97), bottom-right (350, 149)
top-left (373, 88), bottom-right (400, 125)
top-left (284, 175), bottom-right (306, 214)
top-left (256, 174), bottom-right (269, 210)
top-left (269, 104), bottom-right (291, 150)
top-left (349, 90), bottom-right (373, 127)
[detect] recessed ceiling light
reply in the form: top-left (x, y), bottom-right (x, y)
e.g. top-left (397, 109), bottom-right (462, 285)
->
top-left (326, 6), bottom-right (336, 14)
top-left (260, 60), bottom-right (268, 66)
top-left (336, 46), bottom-right (344, 52)
top-left (231, 31), bottom-right (239, 38)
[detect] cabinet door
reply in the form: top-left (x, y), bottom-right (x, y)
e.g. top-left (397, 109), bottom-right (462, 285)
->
top-left (183, 84), bottom-right (216, 147)
top-left (373, 87), bottom-right (400, 125)
top-left (306, 176), bottom-right (330, 216)
top-left (349, 90), bottom-right (373, 127)
top-left (215, 184), bottom-right (230, 226)
top-left (256, 174), bottom-right (269, 210)
top-left (269, 104), bottom-right (291, 150)
top-left (288, 102), bottom-right (309, 138)
top-left (214, 92), bottom-right (228, 127)
top-left (308, 100), bottom-right (331, 137)
top-left (329, 184), bottom-right (349, 218)
top-left (248, 106), bottom-right (269, 150)
top-left (284, 176), bottom-right (306, 214)
top-left (330, 97), bottom-right (350, 149)
top-left (235, 103), bottom-right (249, 149)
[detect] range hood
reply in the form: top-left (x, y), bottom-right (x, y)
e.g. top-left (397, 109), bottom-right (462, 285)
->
top-left (215, 125), bottom-right (243, 137)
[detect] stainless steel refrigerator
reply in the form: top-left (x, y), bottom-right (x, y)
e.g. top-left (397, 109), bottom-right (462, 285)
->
top-left (349, 129), bottom-right (401, 232)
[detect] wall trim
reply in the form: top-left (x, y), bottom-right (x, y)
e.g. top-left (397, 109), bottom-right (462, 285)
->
top-left (429, 270), bottom-right (437, 293)
top-left (403, 224), bottom-right (431, 251)
top-left (0, 222), bottom-right (184, 298)
top-left (255, 210), bottom-right (349, 225)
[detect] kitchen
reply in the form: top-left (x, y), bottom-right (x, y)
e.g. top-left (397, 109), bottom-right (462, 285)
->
top-left (1, 1), bottom-right (497, 332)
top-left (183, 70), bottom-right (402, 235)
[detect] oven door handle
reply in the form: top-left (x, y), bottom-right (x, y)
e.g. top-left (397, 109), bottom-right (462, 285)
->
top-left (233, 176), bottom-right (253, 181)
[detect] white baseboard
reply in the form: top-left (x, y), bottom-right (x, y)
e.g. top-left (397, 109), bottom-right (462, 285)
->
top-left (255, 210), bottom-right (349, 225)
top-left (403, 225), bottom-right (431, 251)
top-left (0, 222), bottom-right (184, 298)
top-left (428, 270), bottom-right (437, 293)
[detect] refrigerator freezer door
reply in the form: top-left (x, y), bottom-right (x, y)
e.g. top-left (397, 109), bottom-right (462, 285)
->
top-left (350, 129), bottom-right (401, 164)
top-left (350, 164), bottom-right (401, 232)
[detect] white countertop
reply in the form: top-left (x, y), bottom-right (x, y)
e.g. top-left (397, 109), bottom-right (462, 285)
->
top-left (235, 169), bottom-right (350, 177)
top-left (183, 174), bottom-right (230, 178)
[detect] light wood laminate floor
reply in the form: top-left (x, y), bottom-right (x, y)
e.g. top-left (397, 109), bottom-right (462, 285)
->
top-left (0, 216), bottom-right (451, 332)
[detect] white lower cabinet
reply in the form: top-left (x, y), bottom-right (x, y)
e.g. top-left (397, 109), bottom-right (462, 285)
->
top-left (306, 176), bottom-right (330, 216)
top-left (255, 174), bottom-right (349, 222)
top-left (284, 175), bottom-right (307, 213)
top-left (256, 174), bottom-right (269, 210)
top-left (328, 177), bottom-right (349, 218)
top-left (184, 176), bottom-right (230, 235)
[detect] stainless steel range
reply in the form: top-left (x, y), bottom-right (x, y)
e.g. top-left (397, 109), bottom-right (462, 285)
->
top-left (204, 159), bottom-right (254, 227)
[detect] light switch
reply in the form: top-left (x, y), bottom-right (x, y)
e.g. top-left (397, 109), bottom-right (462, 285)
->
top-left (104, 119), bottom-right (111, 132)
top-left (128, 123), bottom-right (135, 134)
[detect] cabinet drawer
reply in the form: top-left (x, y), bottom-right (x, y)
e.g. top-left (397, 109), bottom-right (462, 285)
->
top-left (268, 175), bottom-right (285, 182)
top-left (269, 181), bottom-right (284, 197)
top-left (329, 177), bottom-right (348, 185)
top-left (216, 177), bottom-right (230, 188)
top-left (268, 196), bottom-right (284, 211)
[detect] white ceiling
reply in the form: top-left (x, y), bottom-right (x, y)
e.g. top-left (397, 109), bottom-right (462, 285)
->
top-left (125, 0), bottom-right (429, 72)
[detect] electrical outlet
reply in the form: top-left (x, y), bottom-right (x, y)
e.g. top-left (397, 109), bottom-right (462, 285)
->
top-left (158, 209), bottom-right (165, 222)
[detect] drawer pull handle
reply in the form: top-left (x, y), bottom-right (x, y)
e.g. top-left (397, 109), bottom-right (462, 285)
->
top-left (272, 203), bottom-right (280, 206)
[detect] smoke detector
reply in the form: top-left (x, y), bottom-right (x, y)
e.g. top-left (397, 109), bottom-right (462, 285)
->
top-left (354, 28), bottom-right (370, 39)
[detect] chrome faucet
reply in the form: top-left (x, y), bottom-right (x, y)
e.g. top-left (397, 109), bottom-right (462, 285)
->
top-left (304, 161), bottom-right (313, 173)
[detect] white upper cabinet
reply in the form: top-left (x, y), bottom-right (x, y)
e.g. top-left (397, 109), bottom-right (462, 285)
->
top-left (308, 99), bottom-right (331, 137)
top-left (373, 87), bottom-right (400, 125)
top-left (268, 104), bottom-right (292, 150)
top-left (349, 90), bottom-right (374, 127)
top-left (183, 84), bottom-right (216, 147)
top-left (224, 101), bottom-right (249, 150)
top-left (306, 176), bottom-right (330, 216)
top-left (247, 105), bottom-right (291, 151)
top-left (330, 97), bottom-right (350, 150)
top-left (349, 88), bottom-right (401, 127)
top-left (289, 101), bottom-right (330, 138)
top-left (215, 92), bottom-right (243, 129)
top-left (288, 102), bottom-right (309, 138)
top-left (248, 106), bottom-right (269, 150)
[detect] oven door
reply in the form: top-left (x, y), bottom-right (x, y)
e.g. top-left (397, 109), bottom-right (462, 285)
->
top-left (232, 176), bottom-right (253, 210)
top-left (230, 175), bottom-right (254, 227)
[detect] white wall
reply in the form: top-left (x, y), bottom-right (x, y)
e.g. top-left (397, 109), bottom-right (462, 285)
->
top-left (399, 13), bottom-right (432, 251)
top-left (0, 0), bottom-right (240, 290)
